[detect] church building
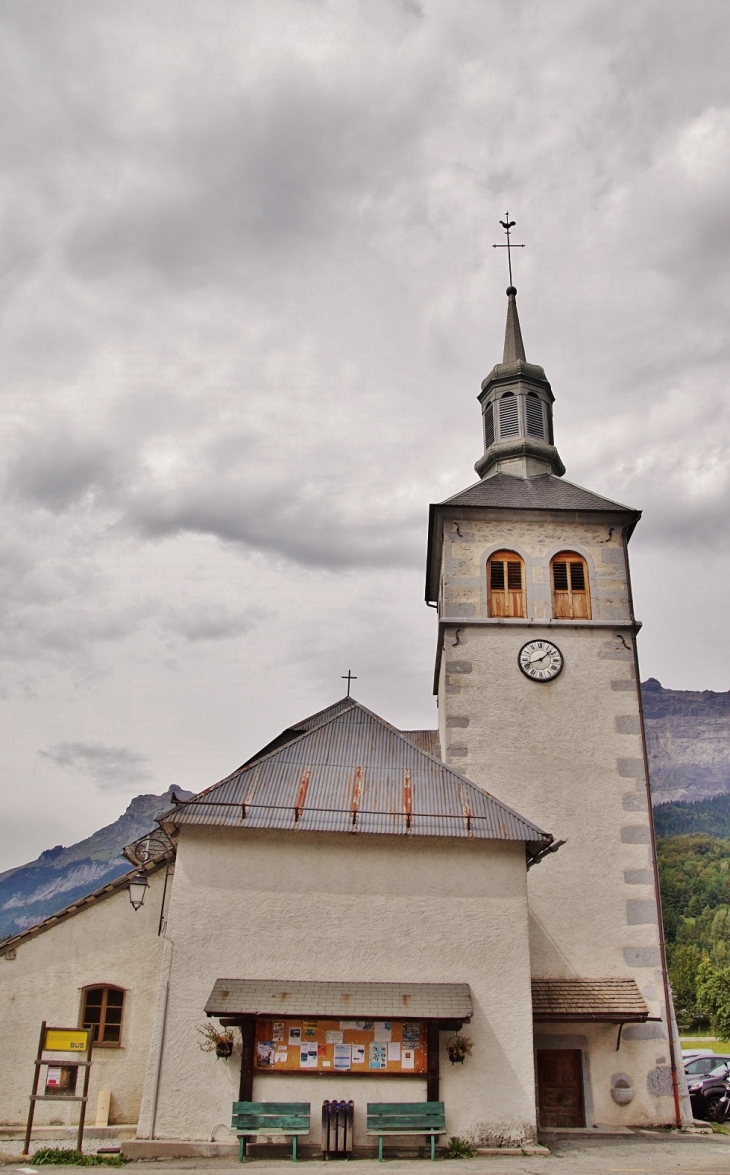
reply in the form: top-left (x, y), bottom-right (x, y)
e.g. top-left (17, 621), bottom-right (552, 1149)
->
top-left (0, 284), bottom-right (691, 1153)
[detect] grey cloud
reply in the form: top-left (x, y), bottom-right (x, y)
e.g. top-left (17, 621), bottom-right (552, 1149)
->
top-left (40, 742), bottom-right (153, 792)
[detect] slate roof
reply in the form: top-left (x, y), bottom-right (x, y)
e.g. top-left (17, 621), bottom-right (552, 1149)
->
top-left (205, 978), bottom-right (473, 1021)
top-left (442, 473), bottom-right (638, 515)
top-left (159, 699), bottom-right (551, 848)
top-left (531, 978), bottom-right (649, 1022)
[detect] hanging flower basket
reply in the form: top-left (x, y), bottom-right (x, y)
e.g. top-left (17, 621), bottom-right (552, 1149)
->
top-left (447, 1035), bottom-right (474, 1065)
top-left (197, 1022), bottom-right (235, 1059)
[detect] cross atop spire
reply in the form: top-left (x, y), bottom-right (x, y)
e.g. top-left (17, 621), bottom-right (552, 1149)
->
top-left (492, 213), bottom-right (525, 288)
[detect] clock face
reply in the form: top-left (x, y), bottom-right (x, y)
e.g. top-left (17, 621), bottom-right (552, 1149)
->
top-left (518, 639), bottom-right (564, 682)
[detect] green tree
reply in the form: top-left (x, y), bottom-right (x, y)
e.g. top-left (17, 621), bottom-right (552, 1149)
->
top-left (697, 959), bottom-right (730, 1040)
top-left (668, 944), bottom-right (705, 1027)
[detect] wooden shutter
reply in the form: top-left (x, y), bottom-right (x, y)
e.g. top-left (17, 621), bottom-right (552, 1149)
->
top-left (551, 553), bottom-right (590, 619)
top-left (487, 551), bottom-right (526, 618)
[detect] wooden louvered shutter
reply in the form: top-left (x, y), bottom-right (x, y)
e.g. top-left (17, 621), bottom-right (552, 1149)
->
top-left (551, 553), bottom-right (590, 619)
top-left (487, 551), bottom-right (526, 618)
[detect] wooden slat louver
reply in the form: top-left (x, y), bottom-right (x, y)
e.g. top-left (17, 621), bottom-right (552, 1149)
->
top-left (551, 552), bottom-right (590, 619)
top-left (488, 550), bottom-right (526, 618)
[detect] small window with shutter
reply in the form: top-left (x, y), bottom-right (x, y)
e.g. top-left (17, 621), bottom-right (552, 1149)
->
top-left (551, 552), bottom-right (591, 619)
top-left (484, 403), bottom-right (495, 448)
top-left (526, 393), bottom-right (545, 439)
top-left (487, 550), bottom-right (526, 618)
top-left (499, 393), bottom-right (520, 438)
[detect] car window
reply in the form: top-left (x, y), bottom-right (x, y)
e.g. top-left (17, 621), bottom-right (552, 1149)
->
top-left (686, 1057), bottom-right (715, 1075)
top-left (708, 1062), bottom-right (730, 1077)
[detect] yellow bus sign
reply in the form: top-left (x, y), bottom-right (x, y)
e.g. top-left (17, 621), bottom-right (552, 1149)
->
top-left (44, 1028), bottom-right (90, 1052)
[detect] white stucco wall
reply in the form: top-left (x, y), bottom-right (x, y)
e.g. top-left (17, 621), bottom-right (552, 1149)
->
top-left (0, 871), bottom-right (166, 1126)
top-left (436, 510), bottom-right (686, 1125)
top-left (148, 826), bottom-right (537, 1147)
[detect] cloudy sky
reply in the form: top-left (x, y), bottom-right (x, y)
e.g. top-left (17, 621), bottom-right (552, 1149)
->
top-left (2, 0), bottom-right (730, 869)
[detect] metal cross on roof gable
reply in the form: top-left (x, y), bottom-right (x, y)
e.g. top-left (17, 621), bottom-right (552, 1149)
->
top-left (492, 212), bottom-right (525, 287)
top-left (341, 670), bottom-right (357, 696)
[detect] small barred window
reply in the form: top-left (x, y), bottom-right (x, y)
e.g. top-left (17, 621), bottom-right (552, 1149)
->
top-left (488, 550), bottom-right (526, 618)
top-left (551, 552), bottom-right (591, 619)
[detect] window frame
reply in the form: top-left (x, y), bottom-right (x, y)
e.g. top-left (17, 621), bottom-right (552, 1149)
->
top-left (550, 551), bottom-right (591, 620)
top-left (79, 984), bottom-right (126, 1048)
top-left (487, 549), bottom-right (526, 618)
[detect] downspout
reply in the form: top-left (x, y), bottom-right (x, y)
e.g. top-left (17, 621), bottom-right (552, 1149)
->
top-left (137, 934), bottom-right (174, 1139)
top-left (621, 526), bottom-right (682, 1128)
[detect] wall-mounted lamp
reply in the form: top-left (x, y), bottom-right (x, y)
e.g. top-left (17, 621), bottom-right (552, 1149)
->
top-left (128, 871), bottom-right (149, 911)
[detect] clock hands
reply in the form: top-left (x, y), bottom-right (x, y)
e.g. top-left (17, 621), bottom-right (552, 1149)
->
top-left (528, 647), bottom-right (553, 664)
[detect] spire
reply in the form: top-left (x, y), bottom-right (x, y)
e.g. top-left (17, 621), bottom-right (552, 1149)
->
top-left (475, 286), bottom-right (565, 482)
top-left (502, 286), bottom-right (526, 364)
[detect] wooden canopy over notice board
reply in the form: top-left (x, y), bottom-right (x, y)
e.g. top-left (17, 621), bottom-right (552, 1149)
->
top-left (254, 1018), bottom-right (426, 1075)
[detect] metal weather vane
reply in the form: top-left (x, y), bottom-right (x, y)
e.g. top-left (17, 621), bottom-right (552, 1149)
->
top-left (492, 212), bottom-right (525, 287)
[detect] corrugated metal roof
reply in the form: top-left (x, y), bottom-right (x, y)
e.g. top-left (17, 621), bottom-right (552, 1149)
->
top-left (159, 700), bottom-right (550, 846)
top-left (531, 978), bottom-right (648, 1022)
top-left (205, 979), bottom-right (472, 1021)
top-left (400, 730), bottom-right (441, 758)
top-left (442, 473), bottom-right (638, 514)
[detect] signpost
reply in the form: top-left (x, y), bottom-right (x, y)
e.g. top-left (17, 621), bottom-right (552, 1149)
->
top-left (23, 1023), bottom-right (93, 1155)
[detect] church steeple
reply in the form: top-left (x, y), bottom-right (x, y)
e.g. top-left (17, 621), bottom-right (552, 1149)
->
top-left (502, 286), bottom-right (526, 363)
top-left (474, 286), bottom-right (565, 481)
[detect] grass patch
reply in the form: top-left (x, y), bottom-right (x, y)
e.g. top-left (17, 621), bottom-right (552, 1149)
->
top-left (680, 1037), bottom-right (730, 1050)
top-left (32, 1148), bottom-right (127, 1167)
top-left (711, 1122), bottom-right (730, 1135)
top-left (444, 1137), bottom-right (476, 1160)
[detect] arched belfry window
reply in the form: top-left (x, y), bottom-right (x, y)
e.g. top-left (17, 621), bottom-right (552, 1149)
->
top-left (499, 392), bottom-right (519, 438)
top-left (487, 550), bottom-right (526, 618)
top-left (551, 552), bottom-right (591, 619)
top-left (526, 393), bottom-right (545, 439)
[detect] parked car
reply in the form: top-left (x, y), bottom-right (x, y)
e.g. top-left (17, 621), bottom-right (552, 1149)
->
top-left (684, 1053), bottom-right (730, 1078)
top-left (686, 1061), bottom-right (730, 1120)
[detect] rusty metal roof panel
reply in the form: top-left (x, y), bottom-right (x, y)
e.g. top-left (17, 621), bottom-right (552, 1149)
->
top-left (205, 978), bottom-right (473, 1021)
top-left (400, 730), bottom-right (441, 758)
top-left (163, 700), bottom-right (551, 845)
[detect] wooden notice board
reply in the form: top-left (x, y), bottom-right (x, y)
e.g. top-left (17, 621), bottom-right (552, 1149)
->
top-left (254, 1018), bottom-right (426, 1075)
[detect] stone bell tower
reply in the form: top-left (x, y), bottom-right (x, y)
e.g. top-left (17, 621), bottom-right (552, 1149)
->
top-left (425, 284), bottom-right (691, 1129)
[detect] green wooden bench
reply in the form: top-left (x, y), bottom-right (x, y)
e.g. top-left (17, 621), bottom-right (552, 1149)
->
top-left (367, 1102), bottom-right (446, 1161)
top-left (231, 1102), bottom-right (311, 1162)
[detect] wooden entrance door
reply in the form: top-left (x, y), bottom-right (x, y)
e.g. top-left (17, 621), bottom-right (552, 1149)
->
top-left (536, 1049), bottom-right (585, 1127)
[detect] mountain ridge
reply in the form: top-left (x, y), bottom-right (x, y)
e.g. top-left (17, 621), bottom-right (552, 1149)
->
top-left (0, 787), bottom-right (192, 941)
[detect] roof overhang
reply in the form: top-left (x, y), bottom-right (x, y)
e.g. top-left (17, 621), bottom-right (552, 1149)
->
top-left (205, 979), bottom-right (472, 1023)
top-left (531, 978), bottom-right (649, 1023)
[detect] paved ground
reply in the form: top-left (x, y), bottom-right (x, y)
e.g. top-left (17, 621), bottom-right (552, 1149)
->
top-left (8, 1134), bottom-right (730, 1174)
